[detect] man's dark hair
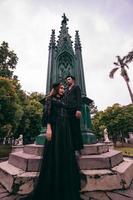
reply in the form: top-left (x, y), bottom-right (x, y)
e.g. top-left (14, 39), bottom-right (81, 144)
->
top-left (65, 75), bottom-right (75, 80)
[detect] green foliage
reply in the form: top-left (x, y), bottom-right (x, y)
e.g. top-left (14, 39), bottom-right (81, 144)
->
top-left (0, 41), bottom-right (18, 78)
top-left (16, 92), bottom-right (44, 143)
top-left (0, 78), bottom-right (44, 141)
top-left (0, 145), bottom-right (12, 158)
top-left (0, 41), bottom-right (45, 143)
top-left (115, 147), bottom-right (133, 156)
top-left (92, 103), bottom-right (133, 141)
top-left (0, 77), bottom-right (23, 137)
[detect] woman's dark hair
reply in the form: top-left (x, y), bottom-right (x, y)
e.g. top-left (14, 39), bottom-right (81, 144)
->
top-left (51, 82), bottom-right (61, 96)
top-left (45, 82), bottom-right (62, 99)
top-left (52, 82), bottom-right (61, 90)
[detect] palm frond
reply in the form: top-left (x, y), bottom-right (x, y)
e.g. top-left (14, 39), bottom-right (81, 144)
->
top-left (122, 56), bottom-right (127, 63)
top-left (125, 50), bottom-right (133, 64)
top-left (116, 55), bottom-right (121, 62)
top-left (109, 67), bottom-right (119, 78)
top-left (124, 63), bottom-right (129, 69)
top-left (113, 62), bottom-right (119, 66)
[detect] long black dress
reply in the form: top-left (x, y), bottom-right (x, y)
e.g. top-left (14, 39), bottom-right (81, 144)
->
top-left (21, 96), bottom-right (81, 200)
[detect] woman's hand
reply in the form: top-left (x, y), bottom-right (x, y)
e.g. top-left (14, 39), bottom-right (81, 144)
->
top-left (46, 124), bottom-right (52, 141)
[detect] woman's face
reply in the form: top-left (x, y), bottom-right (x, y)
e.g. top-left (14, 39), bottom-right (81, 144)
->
top-left (58, 84), bottom-right (64, 96)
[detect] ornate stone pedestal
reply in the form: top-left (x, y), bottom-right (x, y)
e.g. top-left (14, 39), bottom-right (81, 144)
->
top-left (0, 143), bottom-right (133, 195)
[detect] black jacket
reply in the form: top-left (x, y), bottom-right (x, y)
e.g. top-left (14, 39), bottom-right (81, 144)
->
top-left (64, 85), bottom-right (82, 112)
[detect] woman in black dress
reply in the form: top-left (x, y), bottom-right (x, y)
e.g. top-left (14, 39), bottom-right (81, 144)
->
top-left (19, 82), bottom-right (81, 200)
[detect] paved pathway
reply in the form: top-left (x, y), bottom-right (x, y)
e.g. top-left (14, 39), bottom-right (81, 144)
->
top-left (0, 181), bottom-right (133, 200)
top-left (80, 180), bottom-right (133, 200)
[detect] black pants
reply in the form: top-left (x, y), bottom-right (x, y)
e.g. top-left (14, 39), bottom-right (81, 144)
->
top-left (68, 114), bottom-right (83, 151)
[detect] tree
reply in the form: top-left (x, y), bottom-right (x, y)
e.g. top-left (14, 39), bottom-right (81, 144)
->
top-left (92, 104), bottom-right (133, 144)
top-left (16, 92), bottom-right (44, 144)
top-left (0, 77), bottom-right (23, 137)
top-left (0, 41), bottom-right (18, 79)
top-left (29, 92), bottom-right (45, 102)
top-left (0, 41), bottom-right (45, 143)
top-left (89, 101), bottom-right (98, 118)
top-left (109, 54), bottom-right (133, 103)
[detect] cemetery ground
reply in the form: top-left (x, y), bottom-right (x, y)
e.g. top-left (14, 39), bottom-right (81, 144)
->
top-left (114, 143), bottom-right (133, 158)
top-left (0, 145), bottom-right (12, 159)
top-left (0, 142), bottom-right (132, 160)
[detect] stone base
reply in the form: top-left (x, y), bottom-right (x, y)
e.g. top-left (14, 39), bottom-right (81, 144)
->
top-left (105, 142), bottom-right (114, 150)
top-left (0, 161), bottom-right (38, 194)
top-left (0, 159), bottom-right (133, 194)
top-left (24, 144), bottom-right (44, 156)
top-left (35, 134), bottom-right (46, 145)
top-left (81, 159), bottom-right (133, 192)
top-left (11, 145), bottom-right (24, 153)
top-left (82, 132), bottom-right (97, 144)
top-left (36, 131), bottom-right (97, 145)
top-left (79, 150), bottom-right (123, 170)
top-left (81, 143), bottom-right (109, 155)
top-left (0, 144), bottom-right (133, 195)
top-left (8, 151), bottom-right (42, 171)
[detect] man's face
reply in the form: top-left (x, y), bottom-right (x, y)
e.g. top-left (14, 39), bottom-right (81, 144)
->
top-left (66, 77), bottom-right (74, 86)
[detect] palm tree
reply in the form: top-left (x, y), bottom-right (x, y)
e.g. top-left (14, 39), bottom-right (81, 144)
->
top-left (109, 53), bottom-right (133, 103)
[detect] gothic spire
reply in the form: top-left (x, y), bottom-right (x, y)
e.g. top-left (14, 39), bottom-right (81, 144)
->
top-left (49, 29), bottom-right (56, 49)
top-left (75, 30), bottom-right (82, 51)
top-left (57, 14), bottom-right (73, 53)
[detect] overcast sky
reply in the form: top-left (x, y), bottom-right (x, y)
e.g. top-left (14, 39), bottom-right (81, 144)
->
top-left (0, 0), bottom-right (133, 110)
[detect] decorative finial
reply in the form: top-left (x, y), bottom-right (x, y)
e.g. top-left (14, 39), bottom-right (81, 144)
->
top-left (49, 29), bottom-right (56, 49)
top-left (75, 30), bottom-right (81, 50)
top-left (61, 13), bottom-right (69, 25)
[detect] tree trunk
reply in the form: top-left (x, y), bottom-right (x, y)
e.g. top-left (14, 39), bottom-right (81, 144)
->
top-left (125, 81), bottom-right (133, 104)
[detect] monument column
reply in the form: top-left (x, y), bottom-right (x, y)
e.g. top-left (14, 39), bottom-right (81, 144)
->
top-left (46, 29), bottom-right (56, 93)
top-left (75, 30), bottom-right (86, 96)
top-left (37, 14), bottom-right (96, 144)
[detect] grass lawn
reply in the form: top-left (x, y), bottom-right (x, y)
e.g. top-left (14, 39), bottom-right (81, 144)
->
top-left (115, 146), bottom-right (133, 157)
top-left (0, 145), bottom-right (12, 158)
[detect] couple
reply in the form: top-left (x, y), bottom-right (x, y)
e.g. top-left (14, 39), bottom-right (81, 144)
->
top-left (20, 75), bottom-right (83, 200)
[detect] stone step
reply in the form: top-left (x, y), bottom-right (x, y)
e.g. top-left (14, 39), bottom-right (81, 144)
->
top-left (11, 145), bottom-right (24, 153)
top-left (0, 161), bottom-right (38, 194)
top-left (8, 152), bottom-right (42, 172)
top-left (22, 143), bottom-right (109, 157)
top-left (0, 159), bottom-right (133, 195)
top-left (23, 144), bottom-right (44, 156)
top-left (81, 159), bottom-right (133, 192)
top-left (8, 149), bottom-right (123, 172)
top-left (79, 150), bottom-right (123, 170)
top-left (81, 143), bottom-right (109, 155)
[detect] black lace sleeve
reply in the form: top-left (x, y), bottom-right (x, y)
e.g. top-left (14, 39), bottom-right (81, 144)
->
top-left (52, 97), bottom-right (67, 108)
top-left (42, 97), bottom-right (52, 127)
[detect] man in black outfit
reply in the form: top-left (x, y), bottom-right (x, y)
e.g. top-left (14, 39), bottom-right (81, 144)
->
top-left (64, 75), bottom-right (83, 153)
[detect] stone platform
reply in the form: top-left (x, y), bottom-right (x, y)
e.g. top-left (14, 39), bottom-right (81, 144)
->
top-left (0, 181), bottom-right (133, 200)
top-left (0, 143), bottom-right (133, 196)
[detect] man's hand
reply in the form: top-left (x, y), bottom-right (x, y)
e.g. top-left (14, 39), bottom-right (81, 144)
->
top-left (75, 111), bottom-right (81, 119)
